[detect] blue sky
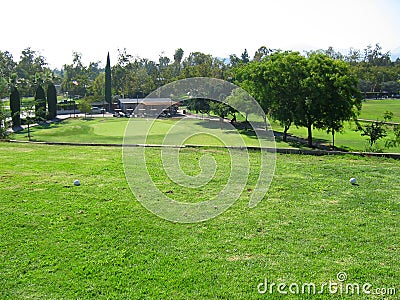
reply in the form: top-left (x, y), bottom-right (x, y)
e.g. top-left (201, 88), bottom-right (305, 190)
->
top-left (1, 0), bottom-right (399, 68)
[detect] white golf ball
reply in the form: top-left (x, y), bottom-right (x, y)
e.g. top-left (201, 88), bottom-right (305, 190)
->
top-left (73, 179), bottom-right (80, 186)
top-left (349, 178), bottom-right (357, 185)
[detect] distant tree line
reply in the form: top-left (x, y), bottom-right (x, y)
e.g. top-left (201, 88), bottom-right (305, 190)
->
top-left (2, 44), bottom-right (398, 100)
top-left (0, 44), bottom-right (399, 136)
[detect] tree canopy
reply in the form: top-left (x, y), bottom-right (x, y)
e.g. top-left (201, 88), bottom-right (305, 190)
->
top-left (105, 52), bottom-right (112, 106)
top-left (10, 85), bottom-right (21, 127)
top-left (234, 51), bottom-right (362, 147)
top-left (34, 85), bottom-right (46, 120)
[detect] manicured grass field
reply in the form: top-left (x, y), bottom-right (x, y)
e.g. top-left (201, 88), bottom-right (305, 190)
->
top-left (13, 118), bottom-right (130, 144)
top-left (10, 99), bottom-right (400, 153)
top-left (359, 99), bottom-right (400, 122)
top-left (271, 120), bottom-right (400, 153)
top-left (0, 142), bottom-right (399, 299)
top-left (12, 117), bottom-right (280, 148)
top-left (270, 99), bottom-right (400, 152)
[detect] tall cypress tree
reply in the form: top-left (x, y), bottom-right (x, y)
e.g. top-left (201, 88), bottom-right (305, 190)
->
top-left (47, 82), bottom-right (57, 119)
top-left (35, 85), bottom-right (46, 120)
top-left (10, 86), bottom-right (21, 127)
top-left (105, 52), bottom-right (112, 111)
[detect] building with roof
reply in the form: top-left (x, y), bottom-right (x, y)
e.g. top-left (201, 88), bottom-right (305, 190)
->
top-left (118, 98), bottom-right (180, 116)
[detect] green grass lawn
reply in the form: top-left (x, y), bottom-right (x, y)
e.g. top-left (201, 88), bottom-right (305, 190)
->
top-left (12, 115), bottom-right (400, 152)
top-left (269, 99), bottom-right (400, 152)
top-left (12, 117), bottom-right (281, 148)
top-left (13, 118), bottom-right (130, 144)
top-left (0, 142), bottom-right (398, 299)
top-left (359, 99), bottom-right (400, 122)
top-left (271, 120), bottom-right (400, 153)
top-left (10, 98), bottom-right (400, 153)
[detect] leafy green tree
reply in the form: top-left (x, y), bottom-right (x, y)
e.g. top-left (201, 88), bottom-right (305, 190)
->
top-left (105, 52), bottom-right (112, 109)
top-left (228, 54), bottom-right (241, 68)
top-left (93, 73), bottom-right (105, 99)
top-left (173, 48), bottom-right (184, 76)
top-left (323, 46), bottom-right (344, 60)
top-left (186, 98), bottom-right (210, 115)
top-left (363, 44), bottom-right (391, 66)
top-left (34, 85), bottom-right (46, 120)
top-left (0, 100), bottom-right (10, 139)
top-left (385, 125), bottom-right (400, 148)
top-left (158, 55), bottom-right (170, 69)
top-left (360, 121), bottom-right (387, 148)
top-left (78, 98), bottom-right (92, 118)
top-left (225, 88), bottom-right (255, 122)
top-left (210, 101), bottom-right (232, 119)
top-left (241, 49), bottom-right (250, 63)
top-left (111, 50), bottom-right (159, 98)
top-left (47, 82), bottom-right (57, 119)
top-left (267, 52), bottom-right (308, 142)
top-left (345, 48), bottom-right (362, 65)
top-left (234, 51), bottom-right (307, 139)
top-left (174, 48), bottom-right (184, 65)
top-left (233, 60), bottom-right (271, 113)
top-left (210, 101), bottom-right (233, 128)
top-left (236, 52), bottom-right (361, 147)
top-left (87, 61), bottom-right (103, 81)
top-left (298, 53), bottom-right (361, 147)
top-left (0, 76), bottom-right (8, 99)
top-left (157, 55), bottom-right (175, 85)
top-left (180, 52), bottom-right (214, 78)
top-left (211, 57), bottom-right (229, 79)
top-left (10, 86), bottom-right (21, 127)
top-left (312, 57), bottom-right (362, 147)
top-left (383, 110), bottom-right (394, 122)
top-left (60, 52), bottom-right (90, 97)
top-left (0, 51), bottom-right (16, 79)
top-left (382, 81), bottom-right (400, 95)
top-left (253, 46), bottom-right (272, 61)
top-left (15, 47), bottom-right (47, 97)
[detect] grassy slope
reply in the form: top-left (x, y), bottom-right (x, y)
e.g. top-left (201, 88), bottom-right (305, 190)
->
top-left (0, 142), bottom-right (399, 299)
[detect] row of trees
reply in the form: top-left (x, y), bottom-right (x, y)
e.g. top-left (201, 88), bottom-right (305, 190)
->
top-left (7, 77), bottom-right (58, 127)
top-left (1, 44), bottom-right (399, 102)
top-left (0, 48), bottom-right (105, 101)
top-left (109, 44), bottom-right (400, 99)
top-left (323, 44), bottom-right (400, 95)
top-left (235, 51), bottom-right (362, 147)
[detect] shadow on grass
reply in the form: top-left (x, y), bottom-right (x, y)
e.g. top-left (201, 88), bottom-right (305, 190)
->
top-left (12, 119), bottom-right (92, 142)
top-left (192, 119), bottom-right (351, 151)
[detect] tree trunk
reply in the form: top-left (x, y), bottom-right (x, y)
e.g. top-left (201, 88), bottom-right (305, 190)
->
top-left (332, 129), bottom-right (335, 148)
top-left (283, 125), bottom-right (289, 142)
top-left (307, 124), bottom-right (313, 147)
